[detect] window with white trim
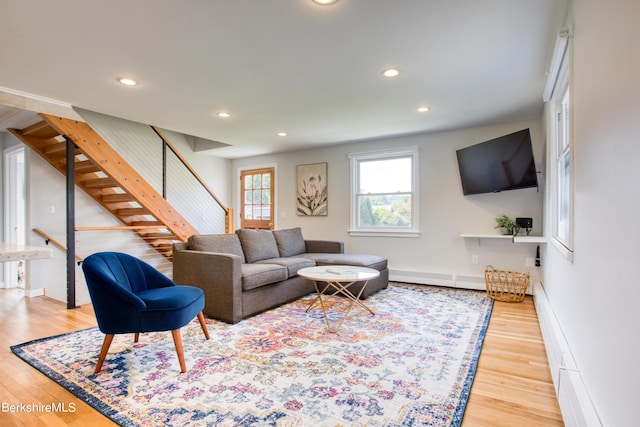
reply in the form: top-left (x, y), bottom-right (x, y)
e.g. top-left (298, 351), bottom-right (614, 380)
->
top-left (348, 147), bottom-right (419, 237)
top-left (551, 48), bottom-right (574, 259)
top-left (556, 85), bottom-right (571, 245)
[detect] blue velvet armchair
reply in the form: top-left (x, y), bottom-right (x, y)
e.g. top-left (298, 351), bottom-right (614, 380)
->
top-left (81, 252), bottom-right (210, 373)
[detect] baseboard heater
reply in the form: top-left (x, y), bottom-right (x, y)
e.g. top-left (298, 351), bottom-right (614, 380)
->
top-left (389, 270), bottom-right (454, 287)
top-left (390, 270), bottom-right (489, 291)
top-left (533, 282), bottom-right (602, 427)
top-left (390, 270), bottom-right (537, 293)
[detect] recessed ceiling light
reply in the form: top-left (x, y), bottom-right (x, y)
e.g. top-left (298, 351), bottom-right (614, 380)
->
top-left (217, 112), bottom-right (231, 118)
top-left (277, 132), bottom-right (288, 137)
top-left (312, 0), bottom-right (339, 5)
top-left (117, 77), bottom-right (138, 86)
top-left (382, 68), bottom-right (400, 78)
top-left (417, 106), bottom-right (431, 113)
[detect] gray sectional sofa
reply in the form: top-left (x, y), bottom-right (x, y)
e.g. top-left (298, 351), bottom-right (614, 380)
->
top-left (172, 227), bottom-right (388, 324)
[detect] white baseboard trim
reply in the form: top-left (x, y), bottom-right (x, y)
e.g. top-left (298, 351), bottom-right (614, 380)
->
top-left (533, 282), bottom-right (602, 427)
top-left (453, 275), bottom-right (486, 291)
top-left (389, 269), bottom-right (532, 293)
top-left (390, 270), bottom-right (454, 287)
top-left (25, 287), bottom-right (45, 297)
top-left (390, 269), bottom-right (486, 290)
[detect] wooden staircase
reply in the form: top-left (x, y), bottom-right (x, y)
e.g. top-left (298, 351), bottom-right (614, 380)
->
top-left (9, 114), bottom-right (199, 258)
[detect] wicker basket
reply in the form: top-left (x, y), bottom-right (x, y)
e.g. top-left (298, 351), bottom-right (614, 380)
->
top-left (484, 265), bottom-right (530, 302)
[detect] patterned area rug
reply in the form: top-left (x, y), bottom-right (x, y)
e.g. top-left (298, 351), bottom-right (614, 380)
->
top-left (11, 283), bottom-right (492, 426)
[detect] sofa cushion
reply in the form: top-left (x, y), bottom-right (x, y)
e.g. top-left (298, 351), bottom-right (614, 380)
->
top-left (301, 253), bottom-right (388, 271)
top-left (240, 263), bottom-right (288, 291)
top-left (272, 227), bottom-right (307, 257)
top-left (236, 229), bottom-right (280, 263)
top-left (188, 234), bottom-right (245, 263)
top-left (256, 257), bottom-right (315, 278)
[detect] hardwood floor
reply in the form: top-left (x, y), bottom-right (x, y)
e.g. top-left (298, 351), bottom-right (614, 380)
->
top-left (462, 296), bottom-right (564, 426)
top-left (0, 287), bottom-right (563, 426)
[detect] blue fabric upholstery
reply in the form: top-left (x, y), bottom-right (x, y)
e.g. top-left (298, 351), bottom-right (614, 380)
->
top-left (81, 252), bottom-right (209, 373)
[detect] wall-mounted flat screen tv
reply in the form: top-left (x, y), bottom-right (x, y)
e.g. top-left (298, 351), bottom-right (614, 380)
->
top-left (456, 128), bottom-right (538, 195)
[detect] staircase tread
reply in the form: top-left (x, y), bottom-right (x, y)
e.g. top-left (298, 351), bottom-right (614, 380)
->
top-left (75, 160), bottom-right (101, 172)
top-left (42, 142), bottom-right (68, 155)
top-left (140, 233), bottom-right (179, 239)
top-left (117, 208), bottom-right (151, 216)
top-left (81, 178), bottom-right (118, 188)
top-left (101, 193), bottom-right (135, 203)
top-left (18, 121), bottom-right (59, 139)
top-left (130, 221), bottom-right (164, 226)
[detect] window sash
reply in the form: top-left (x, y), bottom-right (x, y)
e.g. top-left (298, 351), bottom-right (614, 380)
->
top-left (349, 147), bottom-right (419, 236)
top-left (551, 57), bottom-right (573, 256)
top-left (358, 157), bottom-right (412, 193)
top-left (556, 150), bottom-right (571, 244)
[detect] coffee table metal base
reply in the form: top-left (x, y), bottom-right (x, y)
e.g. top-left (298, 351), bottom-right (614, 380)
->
top-left (306, 279), bottom-right (375, 333)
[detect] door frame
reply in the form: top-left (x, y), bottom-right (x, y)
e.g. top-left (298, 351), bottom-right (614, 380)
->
top-left (3, 145), bottom-right (26, 288)
top-left (236, 163), bottom-right (278, 230)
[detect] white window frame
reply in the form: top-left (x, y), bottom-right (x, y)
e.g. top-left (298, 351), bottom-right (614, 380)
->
top-left (348, 146), bottom-right (420, 237)
top-left (550, 45), bottom-right (574, 261)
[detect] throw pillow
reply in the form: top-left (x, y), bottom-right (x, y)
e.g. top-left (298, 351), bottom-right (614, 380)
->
top-left (188, 234), bottom-right (246, 263)
top-left (236, 229), bottom-right (280, 263)
top-left (272, 227), bottom-right (307, 257)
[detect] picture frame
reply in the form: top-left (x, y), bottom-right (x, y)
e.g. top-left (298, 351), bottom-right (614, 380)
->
top-left (296, 162), bottom-right (328, 216)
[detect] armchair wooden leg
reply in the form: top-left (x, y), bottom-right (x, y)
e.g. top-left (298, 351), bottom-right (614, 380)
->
top-left (134, 333), bottom-right (140, 343)
top-left (197, 312), bottom-right (210, 340)
top-left (95, 334), bottom-right (114, 374)
top-left (171, 329), bottom-right (187, 373)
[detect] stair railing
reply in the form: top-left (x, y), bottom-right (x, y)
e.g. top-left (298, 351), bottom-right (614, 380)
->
top-left (151, 126), bottom-right (234, 233)
top-left (69, 109), bottom-right (233, 237)
top-left (32, 228), bottom-right (83, 264)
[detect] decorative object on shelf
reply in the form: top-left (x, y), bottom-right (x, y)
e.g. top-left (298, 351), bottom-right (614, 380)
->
top-left (484, 265), bottom-right (530, 302)
top-left (297, 162), bottom-right (328, 216)
top-left (494, 215), bottom-right (520, 236)
top-left (516, 217), bottom-right (533, 235)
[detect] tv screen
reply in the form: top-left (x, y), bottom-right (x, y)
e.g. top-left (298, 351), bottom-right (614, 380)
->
top-left (456, 128), bottom-right (538, 195)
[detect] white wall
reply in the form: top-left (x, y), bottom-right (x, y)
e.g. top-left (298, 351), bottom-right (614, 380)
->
top-left (542, 0), bottom-right (639, 425)
top-left (232, 119), bottom-right (545, 287)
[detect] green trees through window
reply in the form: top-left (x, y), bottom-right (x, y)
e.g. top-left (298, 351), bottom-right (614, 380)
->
top-left (359, 195), bottom-right (411, 227)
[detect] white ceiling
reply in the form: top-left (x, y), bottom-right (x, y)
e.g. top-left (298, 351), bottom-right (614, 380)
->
top-left (0, 0), bottom-right (567, 158)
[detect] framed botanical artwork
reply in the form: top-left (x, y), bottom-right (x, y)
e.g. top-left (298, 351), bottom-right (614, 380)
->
top-left (297, 162), bottom-right (328, 216)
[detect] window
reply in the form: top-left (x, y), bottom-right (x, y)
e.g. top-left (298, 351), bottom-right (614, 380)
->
top-left (349, 147), bottom-right (419, 237)
top-left (240, 167), bottom-right (275, 230)
top-left (556, 87), bottom-right (571, 245)
top-left (551, 45), bottom-right (574, 260)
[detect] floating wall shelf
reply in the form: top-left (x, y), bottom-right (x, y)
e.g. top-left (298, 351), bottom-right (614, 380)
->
top-left (461, 234), bottom-right (547, 244)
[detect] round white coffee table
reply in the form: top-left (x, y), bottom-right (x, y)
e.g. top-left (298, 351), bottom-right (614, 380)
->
top-left (298, 265), bottom-right (379, 333)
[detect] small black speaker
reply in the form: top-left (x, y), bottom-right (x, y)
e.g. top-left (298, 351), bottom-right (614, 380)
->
top-left (515, 217), bottom-right (533, 229)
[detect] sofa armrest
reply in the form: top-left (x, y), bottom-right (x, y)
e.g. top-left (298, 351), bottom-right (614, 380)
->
top-left (173, 241), bottom-right (188, 252)
top-left (305, 240), bottom-right (344, 254)
top-left (172, 250), bottom-right (244, 323)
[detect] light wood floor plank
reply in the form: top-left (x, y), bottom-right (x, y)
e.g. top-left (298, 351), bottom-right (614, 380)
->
top-left (462, 296), bottom-right (563, 426)
top-left (0, 288), bottom-right (563, 426)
